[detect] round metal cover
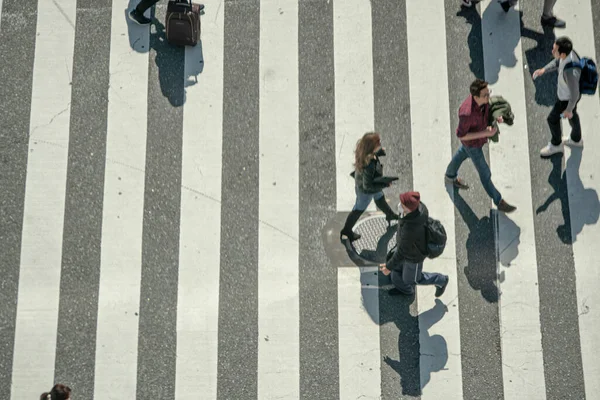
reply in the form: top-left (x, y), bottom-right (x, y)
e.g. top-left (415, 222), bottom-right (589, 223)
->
top-left (351, 215), bottom-right (398, 263)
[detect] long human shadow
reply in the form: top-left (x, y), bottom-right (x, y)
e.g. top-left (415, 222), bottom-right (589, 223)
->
top-left (480, 2), bottom-right (520, 84)
top-left (450, 191), bottom-right (499, 303)
top-left (456, 4), bottom-right (485, 80)
top-left (357, 230), bottom-right (449, 396)
top-left (537, 150), bottom-right (600, 243)
top-left (377, 294), bottom-right (449, 396)
top-left (520, 13), bottom-right (557, 107)
top-left (125, 2), bottom-right (205, 106)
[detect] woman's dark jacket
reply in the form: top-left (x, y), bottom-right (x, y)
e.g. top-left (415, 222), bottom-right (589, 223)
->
top-left (388, 202), bottom-right (429, 269)
top-left (354, 156), bottom-right (387, 194)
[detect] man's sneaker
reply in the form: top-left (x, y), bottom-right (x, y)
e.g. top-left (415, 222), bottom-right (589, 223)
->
top-left (445, 176), bottom-right (470, 189)
top-left (129, 9), bottom-right (152, 25)
top-left (540, 142), bottom-right (563, 157)
top-left (435, 277), bottom-right (449, 298)
top-left (563, 137), bottom-right (584, 148)
top-left (541, 16), bottom-right (566, 28)
top-left (498, 199), bottom-right (516, 213)
top-left (499, 0), bottom-right (511, 12)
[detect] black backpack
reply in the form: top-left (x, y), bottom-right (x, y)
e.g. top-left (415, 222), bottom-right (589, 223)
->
top-left (565, 51), bottom-right (599, 95)
top-left (423, 217), bottom-right (447, 259)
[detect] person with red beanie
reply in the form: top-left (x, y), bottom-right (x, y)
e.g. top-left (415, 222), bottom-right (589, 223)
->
top-left (380, 191), bottom-right (449, 297)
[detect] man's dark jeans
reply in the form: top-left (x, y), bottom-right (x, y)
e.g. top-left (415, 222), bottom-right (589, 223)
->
top-left (548, 97), bottom-right (581, 146)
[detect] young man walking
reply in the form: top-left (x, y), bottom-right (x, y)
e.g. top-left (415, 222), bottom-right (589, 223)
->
top-left (445, 79), bottom-right (516, 213)
top-left (380, 192), bottom-right (449, 297)
top-left (533, 36), bottom-right (582, 157)
top-left (129, 0), bottom-right (205, 25)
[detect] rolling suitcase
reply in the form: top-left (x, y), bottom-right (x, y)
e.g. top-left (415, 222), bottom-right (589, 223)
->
top-left (165, 0), bottom-right (201, 47)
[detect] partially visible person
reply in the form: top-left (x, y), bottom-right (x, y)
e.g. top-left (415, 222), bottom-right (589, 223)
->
top-left (129, 0), bottom-right (205, 25)
top-left (40, 384), bottom-right (72, 400)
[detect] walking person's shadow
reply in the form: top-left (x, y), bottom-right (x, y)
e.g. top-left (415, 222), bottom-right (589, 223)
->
top-left (451, 191), bottom-right (500, 303)
top-left (125, 1), bottom-right (205, 107)
top-left (537, 150), bottom-right (600, 243)
top-left (376, 295), bottom-right (449, 396)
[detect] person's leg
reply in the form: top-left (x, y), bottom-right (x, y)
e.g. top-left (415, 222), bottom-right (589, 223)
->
top-left (390, 264), bottom-right (415, 295)
top-left (340, 187), bottom-right (371, 241)
top-left (464, 146), bottom-right (502, 206)
top-left (445, 144), bottom-right (469, 180)
top-left (568, 100), bottom-right (582, 143)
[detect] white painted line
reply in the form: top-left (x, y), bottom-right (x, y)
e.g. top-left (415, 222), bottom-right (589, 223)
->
top-left (174, 4), bottom-right (224, 399)
top-left (334, 0), bottom-right (377, 213)
top-left (93, 1), bottom-right (149, 398)
top-left (333, 0), bottom-right (380, 398)
top-left (10, 1), bottom-right (76, 398)
top-left (257, 1), bottom-right (300, 398)
top-left (554, 1), bottom-right (600, 397)
top-left (337, 266), bottom-right (380, 399)
top-left (405, 0), bottom-right (463, 398)
top-left (480, 1), bottom-right (546, 398)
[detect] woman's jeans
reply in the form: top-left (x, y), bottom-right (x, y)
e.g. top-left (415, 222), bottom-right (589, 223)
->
top-left (445, 144), bottom-right (502, 206)
top-left (352, 186), bottom-right (384, 211)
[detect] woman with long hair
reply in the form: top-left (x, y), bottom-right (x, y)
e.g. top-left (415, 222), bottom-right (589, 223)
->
top-left (40, 384), bottom-right (72, 400)
top-left (340, 132), bottom-right (399, 241)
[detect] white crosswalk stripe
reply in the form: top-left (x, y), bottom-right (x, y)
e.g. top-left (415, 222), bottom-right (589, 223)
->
top-left (3, 0), bottom-right (600, 399)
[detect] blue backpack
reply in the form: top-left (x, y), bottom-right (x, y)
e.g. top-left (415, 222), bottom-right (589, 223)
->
top-left (565, 53), bottom-right (598, 95)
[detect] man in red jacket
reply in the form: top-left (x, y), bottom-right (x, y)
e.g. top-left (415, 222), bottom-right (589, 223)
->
top-left (444, 79), bottom-right (516, 213)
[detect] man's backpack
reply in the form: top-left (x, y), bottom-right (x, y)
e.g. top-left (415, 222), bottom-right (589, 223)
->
top-left (423, 217), bottom-right (447, 259)
top-left (565, 54), bottom-right (598, 95)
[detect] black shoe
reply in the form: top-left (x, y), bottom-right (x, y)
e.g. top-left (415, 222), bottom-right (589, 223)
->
top-left (497, 199), bottom-right (516, 213)
top-left (499, 1), bottom-right (511, 12)
top-left (435, 277), bottom-right (449, 298)
top-left (199, 3), bottom-right (205, 10)
top-left (129, 9), bottom-right (152, 25)
top-left (541, 16), bottom-right (566, 28)
top-left (389, 288), bottom-right (414, 296)
top-left (374, 197), bottom-right (399, 227)
top-left (340, 229), bottom-right (361, 242)
top-left (340, 210), bottom-right (364, 242)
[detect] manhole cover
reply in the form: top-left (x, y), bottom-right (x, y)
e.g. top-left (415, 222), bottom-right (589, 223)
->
top-left (351, 215), bottom-right (398, 263)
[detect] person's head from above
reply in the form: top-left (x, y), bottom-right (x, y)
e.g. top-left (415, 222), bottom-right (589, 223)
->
top-left (470, 79), bottom-right (490, 106)
top-left (40, 384), bottom-right (72, 400)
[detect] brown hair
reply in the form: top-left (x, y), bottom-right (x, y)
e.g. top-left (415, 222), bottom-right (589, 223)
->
top-left (469, 78), bottom-right (489, 97)
top-left (40, 384), bottom-right (71, 400)
top-left (354, 132), bottom-right (381, 173)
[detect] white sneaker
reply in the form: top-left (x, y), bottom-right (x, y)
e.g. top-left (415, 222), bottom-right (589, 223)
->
top-left (562, 137), bottom-right (584, 148)
top-left (540, 142), bottom-right (564, 157)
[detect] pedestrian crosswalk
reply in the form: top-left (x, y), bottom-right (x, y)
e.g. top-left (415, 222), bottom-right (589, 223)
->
top-left (1, 0), bottom-right (600, 399)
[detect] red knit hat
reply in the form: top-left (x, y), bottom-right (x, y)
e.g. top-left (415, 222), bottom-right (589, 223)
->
top-left (400, 191), bottom-right (420, 212)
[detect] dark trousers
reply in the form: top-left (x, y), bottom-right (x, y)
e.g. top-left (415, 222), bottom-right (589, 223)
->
top-left (547, 97), bottom-right (581, 146)
top-left (136, 0), bottom-right (160, 13)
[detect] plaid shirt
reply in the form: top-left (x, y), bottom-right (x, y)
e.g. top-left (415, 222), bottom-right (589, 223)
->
top-left (456, 95), bottom-right (489, 148)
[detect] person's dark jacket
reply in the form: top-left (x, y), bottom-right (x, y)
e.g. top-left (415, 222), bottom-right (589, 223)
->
top-left (387, 202), bottom-right (429, 268)
top-left (353, 156), bottom-right (387, 194)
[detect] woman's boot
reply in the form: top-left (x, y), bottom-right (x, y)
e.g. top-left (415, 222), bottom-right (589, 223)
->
top-left (374, 197), bottom-right (399, 226)
top-left (340, 210), bottom-right (364, 242)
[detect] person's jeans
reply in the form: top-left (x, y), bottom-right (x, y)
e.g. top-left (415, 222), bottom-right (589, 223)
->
top-left (352, 186), bottom-right (384, 211)
top-left (390, 260), bottom-right (448, 295)
top-left (547, 98), bottom-right (581, 146)
top-left (445, 144), bottom-right (502, 206)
